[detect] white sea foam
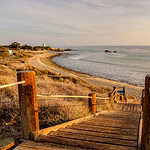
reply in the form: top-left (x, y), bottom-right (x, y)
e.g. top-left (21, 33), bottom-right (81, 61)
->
top-left (53, 46), bottom-right (150, 86)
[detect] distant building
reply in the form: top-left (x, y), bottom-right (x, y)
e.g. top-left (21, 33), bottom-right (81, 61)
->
top-left (43, 43), bottom-right (46, 47)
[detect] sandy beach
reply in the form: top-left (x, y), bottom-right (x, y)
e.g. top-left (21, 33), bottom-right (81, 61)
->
top-left (29, 51), bottom-right (143, 100)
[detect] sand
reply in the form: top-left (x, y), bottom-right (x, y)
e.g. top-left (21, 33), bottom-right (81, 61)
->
top-left (29, 51), bottom-right (143, 100)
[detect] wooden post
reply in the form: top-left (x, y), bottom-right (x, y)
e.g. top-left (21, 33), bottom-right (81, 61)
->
top-left (123, 87), bottom-right (125, 102)
top-left (111, 91), bottom-right (114, 105)
top-left (141, 75), bottom-right (150, 150)
top-left (92, 93), bottom-right (96, 114)
top-left (115, 87), bottom-right (118, 103)
top-left (17, 71), bottom-right (39, 140)
top-left (111, 87), bottom-right (116, 104)
top-left (113, 87), bottom-right (116, 104)
top-left (141, 89), bottom-right (145, 111)
top-left (88, 93), bottom-right (96, 114)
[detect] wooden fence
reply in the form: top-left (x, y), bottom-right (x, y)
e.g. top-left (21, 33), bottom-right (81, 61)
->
top-left (1, 71), bottom-right (141, 144)
top-left (0, 71), bottom-right (111, 140)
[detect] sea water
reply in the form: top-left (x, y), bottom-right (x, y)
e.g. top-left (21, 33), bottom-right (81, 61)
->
top-left (53, 46), bottom-right (150, 86)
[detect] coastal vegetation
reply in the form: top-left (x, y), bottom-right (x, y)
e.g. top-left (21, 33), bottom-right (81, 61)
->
top-left (0, 46), bottom-right (111, 141)
top-left (0, 42), bottom-right (72, 52)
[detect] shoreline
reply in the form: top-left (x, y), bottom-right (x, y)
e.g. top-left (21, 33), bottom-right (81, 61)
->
top-left (40, 51), bottom-right (143, 99)
top-left (50, 52), bottom-right (143, 88)
top-left (52, 52), bottom-right (144, 88)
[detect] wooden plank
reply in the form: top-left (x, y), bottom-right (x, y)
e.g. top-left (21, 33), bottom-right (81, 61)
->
top-left (68, 125), bottom-right (137, 136)
top-left (103, 115), bottom-right (140, 120)
top-left (14, 140), bottom-right (71, 150)
top-left (86, 114), bottom-right (140, 122)
top-left (89, 117), bottom-right (139, 124)
top-left (50, 131), bottom-right (136, 147)
top-left (80, 120), bottom-right (138, 129)
top-left (114, 104), bottom-right (142, 112)
top-left (78, 119), bottom-right (139, 129)
top-left (38, 113), bottom-right (100, 136)
top-left (96, 112), bottom-right (140, 119)
top-left (76, 122), bottom-right (137, 132)
top-left (49, 129), bottom-right (137, 146)
top-left (37, 134), bottom-right (137, 150)
top-left (57, 128), bottom-right (137, 141)
top-left (75, 123), bottom-right (137, 133)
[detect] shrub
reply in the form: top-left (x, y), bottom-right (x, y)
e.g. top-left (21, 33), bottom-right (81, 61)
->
top-left (0, 51), bottom-right (10, 58)
top-left (9, 42), bottom-right (21, 49)
top-left (21, 45), bottom-right (33, 50)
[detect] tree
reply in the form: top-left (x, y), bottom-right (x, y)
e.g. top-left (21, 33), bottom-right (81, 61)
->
top-left (21, 45), bottom-right (33, 50)
top-left (9, 42), bottom-right (21, 49)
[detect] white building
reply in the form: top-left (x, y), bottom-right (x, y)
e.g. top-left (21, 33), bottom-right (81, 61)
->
top-left (43, 43), bottom-right (46, 47)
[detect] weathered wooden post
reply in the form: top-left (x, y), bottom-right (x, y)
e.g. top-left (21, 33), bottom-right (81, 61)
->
top-left (111, 90), bottom-right (114, 105)
top-left (92, 93), bottom-right (96, 114)
top-left (141, 75), bottom-right (150, 150)
top-left (111, 87), bottom-right (116, 104)
top-left (141, 89), bottom-right (145, 111)
top-left (88, 93), bottom-right (96, 114)
top-left (123, 87), bottom-right (125, 103)
top-left (115, 87), bottom-right (118, 103)
top-left (17, 71), bottom-right (39, 140)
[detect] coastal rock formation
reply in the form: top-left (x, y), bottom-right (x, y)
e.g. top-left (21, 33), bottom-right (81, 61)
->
top-left (104, 50), bottom-right (117, 53)
top-left (56, 48), bottom-right (64, 51)
top-left (64, 48), bottom-right (72, 51)
top-left (104, 50), bottom-right (111, 53)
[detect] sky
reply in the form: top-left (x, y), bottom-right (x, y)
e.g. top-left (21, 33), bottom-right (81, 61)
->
top-left (0, 0), bottom-right (150, 47)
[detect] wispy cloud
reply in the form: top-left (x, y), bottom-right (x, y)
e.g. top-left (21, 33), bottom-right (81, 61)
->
top-left (0, 0), bottom-right (150, 46)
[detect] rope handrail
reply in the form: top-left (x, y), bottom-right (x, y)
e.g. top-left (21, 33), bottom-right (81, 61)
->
top-left (37, 94), bottom-right (110, 100)
top-left (113, 90), bottom-right (116, 95)
top-left (0, 81), bottom-right (26, 89)
top-left (38, 103), bottom-right (107, 107)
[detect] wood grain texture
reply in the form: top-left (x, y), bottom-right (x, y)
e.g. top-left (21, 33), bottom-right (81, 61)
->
top-left (36, 110), bottom-right (140, 150)
top-left (17, 71), bottom-right (39, 140)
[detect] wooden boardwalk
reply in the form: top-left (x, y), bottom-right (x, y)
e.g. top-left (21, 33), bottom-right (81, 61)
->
top-left (15, 104), bottom-right (141, 150)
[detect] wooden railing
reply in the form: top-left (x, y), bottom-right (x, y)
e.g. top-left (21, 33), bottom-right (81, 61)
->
top-left (0, 71), bottom-right (110, 140)
top-left (141, 75), bottom-right (150, 150)
top-left (2, 70), bottom-right (146, 148)
top-left (111, 86), bottom-right (127, 104)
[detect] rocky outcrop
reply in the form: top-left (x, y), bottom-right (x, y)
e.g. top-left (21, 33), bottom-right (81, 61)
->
top-left (104, 50), bottom-right (111, 53)
top-left (104, 50), bottom-right (117, 53)
top-left (64, 48), bottom-right (72, 51)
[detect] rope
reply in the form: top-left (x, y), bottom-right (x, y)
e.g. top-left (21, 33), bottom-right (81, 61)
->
top-left (37, 94), bottom-right (110, 100)
top-left (39, 103), bottom-right (107, 107)
top-left (113, 90), bottom-right (116, 95)
top-left (0, 81), bottom-right (26, 89)
top-left (37, 95), bottom-right (91, 98)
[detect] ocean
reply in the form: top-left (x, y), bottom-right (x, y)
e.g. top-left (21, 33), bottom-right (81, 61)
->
top-left (53, 46), bottom-right (150, 87)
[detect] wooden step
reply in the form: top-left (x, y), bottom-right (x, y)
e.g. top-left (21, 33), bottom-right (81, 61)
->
top-left (67, 124), bottom-right (137, 136)
top-left (37, 134), bottom-right (137, 150)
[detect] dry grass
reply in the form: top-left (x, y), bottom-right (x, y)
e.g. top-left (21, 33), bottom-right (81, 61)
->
top-left (0, 50), bottom-right (113, 140)
top-left (0, 74), bottom-right (111, 138)
top-left (16, 65), bottom-right (56, 76)
top-left (39, 100), bottom-right (89, 129)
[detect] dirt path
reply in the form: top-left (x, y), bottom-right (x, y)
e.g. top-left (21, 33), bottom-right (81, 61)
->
top-left (28, 52), bottom-right (143, 100)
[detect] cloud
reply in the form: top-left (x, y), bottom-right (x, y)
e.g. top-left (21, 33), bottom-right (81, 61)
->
top-left (0, 0), bottom-right (150, 46)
